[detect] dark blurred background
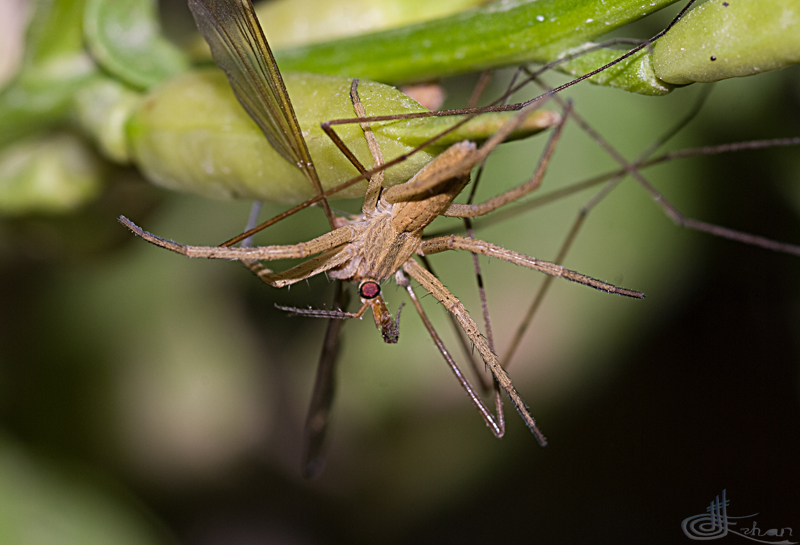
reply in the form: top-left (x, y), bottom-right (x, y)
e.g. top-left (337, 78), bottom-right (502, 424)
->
top-left (1, 1), bottom-right (798, 543)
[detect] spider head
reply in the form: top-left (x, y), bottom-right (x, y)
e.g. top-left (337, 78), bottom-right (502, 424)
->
top-left (358, 280), bottom-right (400, 344)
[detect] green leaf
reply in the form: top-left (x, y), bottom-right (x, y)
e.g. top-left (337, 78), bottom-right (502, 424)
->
top-left (0, 0), bottom-right (98, 147)
top-left (0, 133), bottom-right (106, 214)
top-left (83, 0), bottom-right (189, 90)
top-left (23, 0), bottom-right (87, 67)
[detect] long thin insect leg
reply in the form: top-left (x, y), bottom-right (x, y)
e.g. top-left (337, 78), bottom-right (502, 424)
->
top-left (440, 67), bottom-right (546, 406)
top-left (463, 187), bottom-right (505, 423)
top-left (403, 259), bottom-right (546, 444)
top-left (461, 66), bottom-right (526, 358)
top-left (452, 141), bottom-right (800, 239)
top-left (567, 106), bottom-right (800, 256)
top-left (500, 87), bottom-right (715, 365)
top-left (497, 87), bottom-right (797, 366)
top-left (395, 271), bottom-right (504, 438)
top-left (450, 139), bottom-right (768, 239)
top-left (533, 82), bottom-right (800, 257)
top-left (467, 71), bottom-right (495, 109)
top-left (455, 222), bottom-right (507, 429)
top-left (460, 66), bottom-right (510, 403)
top-left (502, 218), bottom-right (583, 366)
top-left (449, 67), bottom-right (530, 396)
top-left (302, 281), bottom-right (350, 479)
top-left (240, 201), bottom-right (263, 248)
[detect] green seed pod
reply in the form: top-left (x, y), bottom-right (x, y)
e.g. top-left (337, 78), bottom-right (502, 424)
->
top-left (653, 0), bottom-right (800, 85)
top-left (127, 69), bottom-right (557, 203)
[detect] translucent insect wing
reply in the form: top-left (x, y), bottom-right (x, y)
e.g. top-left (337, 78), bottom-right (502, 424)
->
top-left (187, 0), bottom-right (318, 179)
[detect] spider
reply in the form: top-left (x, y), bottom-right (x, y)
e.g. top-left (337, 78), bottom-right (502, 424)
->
top-left (119, 87), bottom-right (646, 450)
top-left (119, 0), bottom-right (652, 478)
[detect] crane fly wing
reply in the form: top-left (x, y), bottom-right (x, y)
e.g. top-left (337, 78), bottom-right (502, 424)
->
top-left (188, 0), bottom-right (325, 197)
top-left (302, 282), bottom-right (349, 479)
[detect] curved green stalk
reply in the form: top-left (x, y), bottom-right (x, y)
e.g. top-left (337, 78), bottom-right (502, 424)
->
top-left (274, 0), bottom-right (680, 92)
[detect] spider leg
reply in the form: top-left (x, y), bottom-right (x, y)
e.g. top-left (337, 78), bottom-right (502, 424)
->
top-left (420, 235), bottom-right (644, 298)
top-left (418, 256), bottom-right (495, 392)
top-left (442, 101), bottom-right (571, 218)
top-left (248, 245), bottom-right (355, 288)
top-left (395, 270), bottom-right (505, 438)
top-left (349, 79), bottom-right (386, 213)
top-left (119, 216), bottom-right (356, 260)
top-left (382, 142), bottom-right (477, 204)
top-left (402, 259), bottom-right (546, 445)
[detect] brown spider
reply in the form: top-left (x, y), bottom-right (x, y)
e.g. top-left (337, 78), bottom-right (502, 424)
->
top-left (120, 0), bottom-right (654, 477)
top-left (119, 100), bottom-right (644, 447)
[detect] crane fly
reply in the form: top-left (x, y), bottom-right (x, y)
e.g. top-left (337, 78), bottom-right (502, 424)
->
top-left (121, 0), bottom-right (800, 477)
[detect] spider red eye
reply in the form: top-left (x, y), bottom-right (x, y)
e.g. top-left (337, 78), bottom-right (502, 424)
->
top-left (359, 281), bottom-right (380, 300)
